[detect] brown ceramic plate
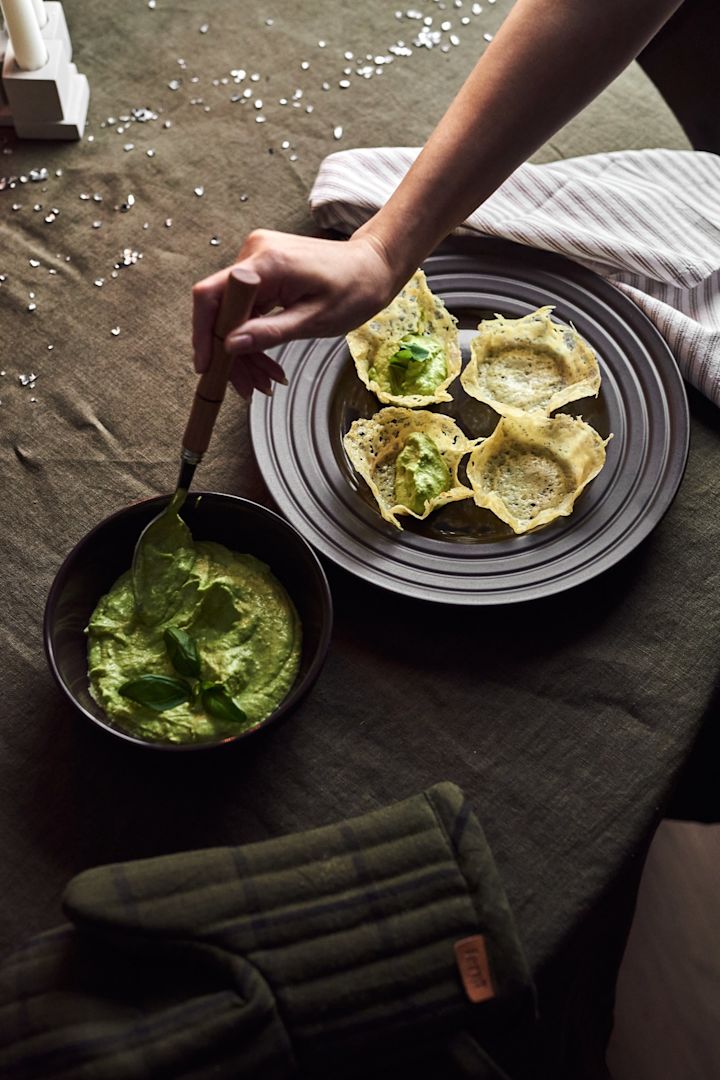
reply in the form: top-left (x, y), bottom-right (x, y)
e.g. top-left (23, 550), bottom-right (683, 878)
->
top-left (249, 237), bottom-right (689, 605)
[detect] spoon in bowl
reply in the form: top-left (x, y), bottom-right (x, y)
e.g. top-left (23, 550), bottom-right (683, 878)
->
top-left (131, 267), bottom-right (260, 617)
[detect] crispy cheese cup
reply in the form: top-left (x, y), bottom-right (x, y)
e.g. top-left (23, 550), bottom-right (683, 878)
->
top-left (461, 306), bottom-right (601, 417)
top-left (466, 413), bottom-right (610, 534)
top-left (346, 270), bottom-right (462, 407)
top-left (344, 407), bottom-right (479, 529)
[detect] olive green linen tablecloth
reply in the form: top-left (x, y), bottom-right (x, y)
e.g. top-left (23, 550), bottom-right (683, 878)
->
top-left (1, 2), bottom-right (718, 1078)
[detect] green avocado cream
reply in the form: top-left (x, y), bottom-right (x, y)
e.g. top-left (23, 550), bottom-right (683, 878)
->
top-left (87, 494), bottom-right (302, 743)
top-left (394, 432), bottom-right (451, 514)
top-left (369, 333), bottom-right (447, 397)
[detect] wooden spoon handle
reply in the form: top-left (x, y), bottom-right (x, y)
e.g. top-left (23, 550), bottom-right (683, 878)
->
top-left (182, 267), bottom-right (260, 456)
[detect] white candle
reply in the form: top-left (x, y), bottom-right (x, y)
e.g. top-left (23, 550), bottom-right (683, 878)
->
top-left (0, 0), bottom-right (48, 70)
top-left (31, 0), bottom-right (47, 29)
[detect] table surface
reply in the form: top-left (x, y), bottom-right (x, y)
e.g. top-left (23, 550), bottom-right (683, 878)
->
top-left (2, 1), bottom-right (718, 1076)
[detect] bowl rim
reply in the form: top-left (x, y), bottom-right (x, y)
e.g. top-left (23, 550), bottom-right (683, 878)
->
top-left (43, 491), bottom-right (334, 752)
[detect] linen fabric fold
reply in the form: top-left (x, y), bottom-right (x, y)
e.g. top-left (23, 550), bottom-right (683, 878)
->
top-left (310, 147), bottom-right (720, 407)
top-left (0, 783), bottom-right (534, 1080)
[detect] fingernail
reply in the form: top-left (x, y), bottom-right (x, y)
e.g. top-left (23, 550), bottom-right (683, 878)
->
top-left (227, 333), bottom-right (254, 353)
top-left (277, 372), bottom-right (288, 386)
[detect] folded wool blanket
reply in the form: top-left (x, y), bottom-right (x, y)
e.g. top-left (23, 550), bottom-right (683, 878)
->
top-left (310, 147), bottom-right (720, 407)
top-left (0, 783), bottom-right (534, 1080)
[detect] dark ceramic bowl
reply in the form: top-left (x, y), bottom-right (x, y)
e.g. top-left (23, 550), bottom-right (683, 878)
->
top-left (44, 492), bottom-right (333, 751)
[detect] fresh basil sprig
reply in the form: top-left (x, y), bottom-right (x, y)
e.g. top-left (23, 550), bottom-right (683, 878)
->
top-left (119, 675), bottom-right (191, 712)
top-left (120, 629), bottom-right (248, 726)
top-left (163, 626), bottom-right (201, 678)
top-left (201, 683), bottom-right (248, 724)
top-left (389, 339), bottom-right (431, 369)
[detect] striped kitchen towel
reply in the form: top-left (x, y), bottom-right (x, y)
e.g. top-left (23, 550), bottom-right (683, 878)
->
top-left (310, 148), bottom-right (720, 407)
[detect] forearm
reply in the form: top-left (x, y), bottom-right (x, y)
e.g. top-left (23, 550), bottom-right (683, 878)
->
top-left (357, 0), bottom-right (684, 285)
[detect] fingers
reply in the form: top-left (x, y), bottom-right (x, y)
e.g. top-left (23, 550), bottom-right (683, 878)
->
top-left (191, 267), bottom-right (230, 373)
top-left (230, 361), bottom-right (255, 401)
top-left (246, 358), bottom-right (273, 397)
top-left (192, 261), bottom-right (270, 372)
top-left (229, 352), bottom-right (286, 400)
top-left (246, 351), bottom-right (287, 385)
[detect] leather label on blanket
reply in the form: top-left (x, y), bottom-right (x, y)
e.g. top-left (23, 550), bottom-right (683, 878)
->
top-left (454, 935), bottom-right (495, 1004)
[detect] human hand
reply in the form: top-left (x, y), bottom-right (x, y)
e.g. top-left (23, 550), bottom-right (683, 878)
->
top-left (192, 228), bottom-right (398, 399)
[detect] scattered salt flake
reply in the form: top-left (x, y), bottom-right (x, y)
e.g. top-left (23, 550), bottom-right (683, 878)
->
top-left (333, 125), bottom-right (343, 139)
top-left (194, 185), bottom-right (204, 196)
top-left (111, 327), bottom-right (121, 336)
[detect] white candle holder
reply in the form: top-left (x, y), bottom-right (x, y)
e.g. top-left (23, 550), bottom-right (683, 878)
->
top-left (0, 28), bottom-right (14, 126)
top-left (1, 1), bottom-right (89, 139)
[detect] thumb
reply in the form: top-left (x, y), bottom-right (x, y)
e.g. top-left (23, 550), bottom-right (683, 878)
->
top-left (225, 299), bottom-right (324, 353)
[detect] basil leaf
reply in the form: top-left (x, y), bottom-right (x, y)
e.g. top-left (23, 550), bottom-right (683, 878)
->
top-left (119, 675), bottom-right (191, 712)
top-left (389, 340), bottom-right (431, 371)
top-left (201, 684), bottom-right (248, 725)
top-left (163, 626), bottom-right (201, 678)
